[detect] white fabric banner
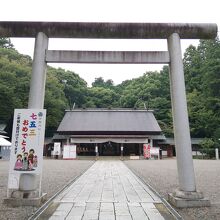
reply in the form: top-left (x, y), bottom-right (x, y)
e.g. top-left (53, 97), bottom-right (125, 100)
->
top-left (8, 109), bottom-right (46, 189)
top-left (54, 142), bottom-right (61, 155)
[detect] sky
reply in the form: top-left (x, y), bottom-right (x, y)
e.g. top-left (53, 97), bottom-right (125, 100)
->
top-left (1, 0), bottom-right (219, 86)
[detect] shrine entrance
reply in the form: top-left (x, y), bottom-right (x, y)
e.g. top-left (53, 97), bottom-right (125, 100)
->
top-left (0, 21), bottom-right (217, 207)
top-left (75, 142), bottom-right (141, 156)
top-left (100, 142), bottom-right (119, 156)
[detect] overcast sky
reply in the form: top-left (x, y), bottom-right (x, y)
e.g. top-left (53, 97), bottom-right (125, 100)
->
top-left (1, 0), bottom-right (219, 86)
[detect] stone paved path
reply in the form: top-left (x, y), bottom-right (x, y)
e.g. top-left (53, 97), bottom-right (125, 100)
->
top-left (46, 161), bottom-right (171, 220)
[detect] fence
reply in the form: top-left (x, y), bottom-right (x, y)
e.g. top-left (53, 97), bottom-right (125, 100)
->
top-left (192, 148), bottom-right (219, 159)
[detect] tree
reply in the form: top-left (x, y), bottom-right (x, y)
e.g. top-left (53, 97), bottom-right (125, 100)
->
top-left (51, 68), bottom-right (87, 109)
top-left (92, 77), bottom-right (114, 88)
top-left (0, 46), bottom-right (87, 135)
top-left (0, 48), bottom-right (31, 120)
top-left (0, 38), bottom-right (14, 49)
top-left (184, 38), bottom-right (220, 138)
top-left (1, 37), bottom-right (220, 141)
top-left (118, 67), bottom-right (172, 135)
top-left (85, 87), bottom-right (119, 108)
top-left (200, 138), bottom-right (215, 158)
top-left (44, 72), bottom-right (67, 133)
top-left (187, 90), bottom-right (215, 137)
top-left (92, 77), bottom-right (105, 87)
top-left (184, 45), bottom-right (203, 92)
top-left (105, 79), bottom-right (114, 88)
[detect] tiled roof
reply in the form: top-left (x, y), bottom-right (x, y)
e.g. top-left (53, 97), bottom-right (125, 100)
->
top-left (57, 109), bottom-right (162, 134)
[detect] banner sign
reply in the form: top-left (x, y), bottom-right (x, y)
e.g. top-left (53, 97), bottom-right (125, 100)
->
top-left (143, 144), bottom-right (151, 159)
top-left (63, 145), bottom-right (76, 159)
top-left (54, 142), bottom-right (61, 155)
top-left (8, 109), bottom-right (46, 189)
top-left (150, 147), bottom-right (160, 155)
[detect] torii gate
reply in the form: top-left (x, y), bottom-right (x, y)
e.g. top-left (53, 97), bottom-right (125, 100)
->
top-left (0, 21), bottom-right (217, 207)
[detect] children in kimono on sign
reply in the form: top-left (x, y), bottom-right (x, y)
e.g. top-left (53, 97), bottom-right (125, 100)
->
top-left (14, 154), bottom-right (23, 170)
top-left (28, 149), bottom-right (35, 164)
top-left (28, 149), bottom-right (35, 170)
top-left (33, 155), bottom-right (38, 167)
top-left (28, 158), bottom-right (33, 170)
top-left (14, 149), bottom-right (37, 171)
top-left (22, 152), bottom-right (29, 170)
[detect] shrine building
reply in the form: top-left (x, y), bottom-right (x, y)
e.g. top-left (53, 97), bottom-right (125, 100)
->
top-left (53, 109), bottom-right (165, 157)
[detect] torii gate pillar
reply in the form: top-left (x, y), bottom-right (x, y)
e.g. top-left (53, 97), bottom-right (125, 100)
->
top-left (167, 33), bottom-right (210, 207)
top-left (28, 32), bottom-right (48, 109)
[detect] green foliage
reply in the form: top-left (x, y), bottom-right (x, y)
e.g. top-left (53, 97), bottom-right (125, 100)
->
top-left (0, 48), bottom-right (31, 122)
top-left (200, 138), bottom-right (215, 149)
top-left (199, 138), bottom-right (216, 158)
top-left (1, 37), bottom-right (220, 140)
top-left (0, 38), bottom-right (14, 49)
top-left (92, 77), bottom-right (114, 89)
top-left (49, 67), bottom-right (87, 109)
top-left (44, 71), bottom-right (67, 130)
top-left (0, 47), bottom-right (87, 134)
top-left (184, 38), bottom-right (220, 138)
top-left (116, 66), bottom-right (173, 136)
top-left (84, 87), bottom-right (119, 108)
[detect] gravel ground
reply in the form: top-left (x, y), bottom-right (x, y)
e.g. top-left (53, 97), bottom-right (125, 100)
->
top-left (0, 159), bottom-right (94, 220)
top-left (1, 158), bottom-right (220, 220)
top-left (124, 158), bottom-right (220, 220)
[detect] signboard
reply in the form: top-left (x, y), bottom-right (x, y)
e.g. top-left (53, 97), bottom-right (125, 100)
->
top-left (63, 145), bottom-right (76, 159)
top-left (143, 144), bottom-right (151, 159)
top-left (150, 147), bottom-right (160, 155)
top-left (150, 147), bottom-right (160, 159)
top-left (95, 146), bottom-right (98, 153)
top-left (8, 109), bottom-right (46, 189)
top-left (54, 142), bottom-right (61, 155)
